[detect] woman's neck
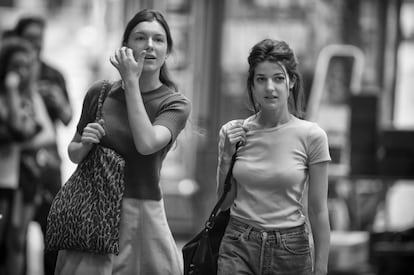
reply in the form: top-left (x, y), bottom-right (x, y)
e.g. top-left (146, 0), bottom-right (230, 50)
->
top-left (139, 71), bottom-right (162, 93)
top-left (256, 109), bottom-right (291, 128)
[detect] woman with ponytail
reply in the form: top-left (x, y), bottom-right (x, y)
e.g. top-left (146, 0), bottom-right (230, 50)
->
top-left (55, 9), bottom-right (190, 275)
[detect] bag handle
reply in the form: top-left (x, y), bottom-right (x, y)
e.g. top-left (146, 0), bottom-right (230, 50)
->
top-left (95, 80), bottom-right (110, 122)
top-left (205, 142), bottom-right (240, 230)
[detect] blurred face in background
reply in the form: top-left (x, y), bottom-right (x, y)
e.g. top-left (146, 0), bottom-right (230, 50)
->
top-left (20, 23), bottom-right (44, 55)
top-left (125, 20), bottom-right (168, 75)
top-left (8, 50), bottom-right (35, 89)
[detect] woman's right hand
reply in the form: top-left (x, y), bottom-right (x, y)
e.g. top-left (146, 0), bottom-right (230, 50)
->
top-left (81, 120), bottom-right (106, 145)
top-left (110, 47), bottom-right (146, 82)
top-left (223, 121), bottom-right (247, 156)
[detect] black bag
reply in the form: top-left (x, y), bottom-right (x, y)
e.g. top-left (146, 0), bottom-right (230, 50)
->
top-left (45, 81), bottom-right (126, 255)
top-left (182, 150), bottom-right (237, 275)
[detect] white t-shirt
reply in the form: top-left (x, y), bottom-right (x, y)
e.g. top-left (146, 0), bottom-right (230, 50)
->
top-left (218, 116), bottom-right (331, 229)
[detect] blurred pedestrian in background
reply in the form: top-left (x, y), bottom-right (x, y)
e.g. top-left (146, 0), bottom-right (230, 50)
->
top-left (13, 15), bottom-right (73, 275)
top-left (216, 39), bottom-right (331, 275)
top-left (0, 36), bottom-right (55, 275)
top-left (54, 9), bottom-right (190, 275)
top-left (0, 36), bottom-right (36, 275)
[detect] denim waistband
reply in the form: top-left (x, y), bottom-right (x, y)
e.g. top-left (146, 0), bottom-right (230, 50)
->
top-left (228, 216), bottom-right (307, 236)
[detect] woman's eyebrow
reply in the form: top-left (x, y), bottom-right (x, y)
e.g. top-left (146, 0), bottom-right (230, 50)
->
top-left (131, 30), bottom-right (165, 36)
top-left (254, 72), bottom-right (284, 76)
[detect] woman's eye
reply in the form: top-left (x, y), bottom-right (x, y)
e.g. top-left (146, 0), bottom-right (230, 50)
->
top-left (273, 76), bottom-right (285, 82)
top-left (155, 37), bottom-right (164, 42)
top-left (256, 77), bottom-right (265, 82)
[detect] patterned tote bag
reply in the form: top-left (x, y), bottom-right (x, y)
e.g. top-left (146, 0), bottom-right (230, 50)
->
top-left (46, 81), bottom-right (125, 255)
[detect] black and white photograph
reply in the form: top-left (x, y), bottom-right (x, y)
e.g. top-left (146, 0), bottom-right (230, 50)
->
top-left (0, 1), bottom-right (413, 274)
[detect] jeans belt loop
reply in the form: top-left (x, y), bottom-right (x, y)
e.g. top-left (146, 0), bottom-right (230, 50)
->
top-left (244, 226), bottom-right (253, 240)
top-left (276, 231), bottom-right (282, 245)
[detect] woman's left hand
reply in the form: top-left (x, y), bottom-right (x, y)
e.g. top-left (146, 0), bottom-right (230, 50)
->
top-left (110, 47), bottom-right (146, 81)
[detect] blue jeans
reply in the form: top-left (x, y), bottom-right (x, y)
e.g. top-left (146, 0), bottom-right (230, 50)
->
top-left (217, 217), bottom-right (312, 275)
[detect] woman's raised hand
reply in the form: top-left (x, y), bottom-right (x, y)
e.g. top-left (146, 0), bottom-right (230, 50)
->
top-left (110, 47), bottom-right (147, 81)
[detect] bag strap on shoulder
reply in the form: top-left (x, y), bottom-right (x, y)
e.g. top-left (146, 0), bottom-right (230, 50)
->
top-left (95, 80), bottom-right (110, 122)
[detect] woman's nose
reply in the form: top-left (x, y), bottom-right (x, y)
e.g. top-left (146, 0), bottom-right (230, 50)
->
top-left (146, 38), bottom-right (154, 50)
top-left (266, 79), bottom-right (275, 91)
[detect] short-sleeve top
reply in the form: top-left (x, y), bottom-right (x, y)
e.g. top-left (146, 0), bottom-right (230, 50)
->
top-left (76, 80), bottom-right (191, 200)
top-left (219, 115), bottom-right (330, 229)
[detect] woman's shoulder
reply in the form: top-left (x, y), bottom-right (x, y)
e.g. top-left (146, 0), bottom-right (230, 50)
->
top-left (292, 118), bottom-right (328, 143)
top-left (222, 118), bottom-right (245, 127)
top-left (219, 118), bottom-right (246, 134)
top-left (160, 86), bottom-right (191, 105)
top-left (86, 80), bottom-right (110, 95)
top-left (291, 116), bottom-right (324, 130)
top-left (156, 87), bottom-right (191, 116)
top-left (82, 79), bottom-right (114, 104)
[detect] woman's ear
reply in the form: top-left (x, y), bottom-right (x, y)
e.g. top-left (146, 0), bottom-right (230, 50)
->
top-left (289, 75), bottom-right (296, 89)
